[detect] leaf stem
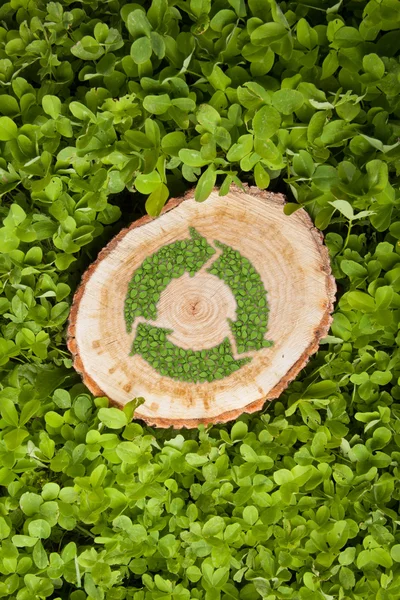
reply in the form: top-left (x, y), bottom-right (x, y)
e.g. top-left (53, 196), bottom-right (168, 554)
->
top-left (340, 219), bottom-right (353, 255)
top-left (76, 524), bottom-right (96, 539)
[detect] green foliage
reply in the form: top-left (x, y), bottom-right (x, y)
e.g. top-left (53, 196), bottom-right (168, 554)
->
top-left (2, 0), bottom-right (400, 599)
top-left (0, 0), bottom-right (398, 219)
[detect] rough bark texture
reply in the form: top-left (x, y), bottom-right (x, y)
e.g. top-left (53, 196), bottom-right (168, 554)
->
top-left (67, 185), bottom-right (336, 428)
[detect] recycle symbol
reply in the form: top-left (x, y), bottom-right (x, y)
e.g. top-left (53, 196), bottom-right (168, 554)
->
top-left (124, 228), bottom-right (272, 384)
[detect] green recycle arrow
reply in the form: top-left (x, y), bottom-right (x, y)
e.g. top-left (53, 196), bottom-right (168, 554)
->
top-left (124, 228), bottom-right (271, 384)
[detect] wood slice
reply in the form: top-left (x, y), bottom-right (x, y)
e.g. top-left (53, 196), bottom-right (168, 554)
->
top-left (67, 186), bottom-right (336, 428)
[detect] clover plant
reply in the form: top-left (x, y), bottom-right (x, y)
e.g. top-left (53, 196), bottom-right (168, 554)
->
top-left (1, 0), bottom-right (400, 599)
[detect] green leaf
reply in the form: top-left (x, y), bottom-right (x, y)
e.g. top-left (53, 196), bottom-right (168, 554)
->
top-left (346, 291), bottom-right (376, 313)
top-left (28, 519), bottom-right (51, 539)
top-left (370, 371), bottom-right (392, 385)
top-left (186, 453), bottom-right (208, 466)
top-left (94, 23), bottom-right (109, 43)
top-left (231, 421), bottom-right (248, 441)
top-left (363, 53), bottom-right (385, 78)
top-left (320, 120), bottom-right (358, 145)
top-left (108, 170), bottom-right (126, 194)
top-left (145, 182), bottom-right (169, 216)
top-left (12, 535), bottom-right (38, 548)
top-left (253, 138), bottom-right (282, 168)
top-left (171, 97), bottom-right (195, 112)
top-left (297, 18), bottom-right (318, 50)
top-left (135, 171), bottom-right (161, 194)
top-left (69, 102), bottom-right (96, 122)
top-left (272, 89), bottom-right (304, 115)
top-left (227, 134), bottom-right (253, 162)
top-left (215, 126), bottom-right (231, 150)
top-left (341, 260), bottom-right (367, 279)
top-left (304, 381), bottom-right (337, 398)
top-left (71, 36), bottom-right (104, 60)
top-left (131, 37), bottom-right (152, 64)
top-left (366, 160), bottom-right (388, 193)
top-left (253, 105), bottom-right (281, 139)
top-left (197, 104), bottom-right (221, 132)
top-left (293, 151), bottom-right (314, 178)
top-left (391, 545), bottom-right (400, 562)
top-left (210, 9), bottom-right (236, 32)
top-left (143, 94), bottom-right (171, 115)
top-left (161, 132), bottom-right (186, 155)
top-left (187, 565), bottom-right (202, 582)
top-left (0, 398), bottom-right (19, 427)
top-left (0, 227), bottom-right (19, 252)
top-left (20, 492), bottom-right (43, 516)
top-left (204, 64), bottom-right (231, 91)
top-left (0, 517), bottom-right (10, 540)
top-left (375, 286), bottom-right (393, 309)
top-left (0, 116), bottom-right (17, 141)
top-left (179, 149), bottom-right (209, 167)
top-left (150, 31), bottom-right (166, 59)
top-left (98, 407), bottom-right (128, 429)
top-left (251, 22), bottom-right (288, 46)
top-left (4, 203), bottom-right (25, 227)
top-left (190, 0), bottom-right (211, 18)
top-left (0, 95), bottom-right (19, 116)
top-left (195, 165), bottom-right (216, 202)
top-left (45, 411), bottom-right (64, 428)
top-left (45, 177), bottom-right (63, 201)
top-left (254, 162), bottom-right (270, 189)
top-left (126, 10), bottom-right (152, 38)
top-left (202, 516), bottom-right (225, 537)
top-left (329, 200), bottom-right (354, 220)
top-left (125, 130), bottom-right (154, 149)
top-left (116, 441), bottom-right (141, 464)
top-left (321, 50), bottom-right (339, 79)
top-left (90, 464), bottom-right (107, 488)
top-left (33, 541), bottom-right (49, 569)
top-left (42, 95), bottom-right (61, 120)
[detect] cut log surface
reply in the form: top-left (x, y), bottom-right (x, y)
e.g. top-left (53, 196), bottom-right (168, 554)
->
top-left (67, 186), bottom-right (336, 428)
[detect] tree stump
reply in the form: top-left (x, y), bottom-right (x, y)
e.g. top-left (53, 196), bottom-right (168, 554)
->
top-left (67, 186), bottom-right (336, 428)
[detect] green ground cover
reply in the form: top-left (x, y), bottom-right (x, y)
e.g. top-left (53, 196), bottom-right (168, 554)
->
top-left (1, 0), bottom-right (400, 598)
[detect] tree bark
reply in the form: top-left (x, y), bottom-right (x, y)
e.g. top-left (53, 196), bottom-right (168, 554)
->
top-left (67, 185), bottom-right (336, 428)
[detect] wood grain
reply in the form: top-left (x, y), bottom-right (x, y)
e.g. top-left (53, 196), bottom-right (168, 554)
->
top-left (67, 186), bottom-right (336, 428)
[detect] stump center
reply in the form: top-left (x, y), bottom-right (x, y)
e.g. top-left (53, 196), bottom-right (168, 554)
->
top-left (189, 300), bottom-right (200, 315)
top-left (153, 272), bottom-right (237, 350)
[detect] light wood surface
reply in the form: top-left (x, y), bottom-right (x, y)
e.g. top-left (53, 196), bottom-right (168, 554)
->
top-left (67, 186), bottom-right (336, 428)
